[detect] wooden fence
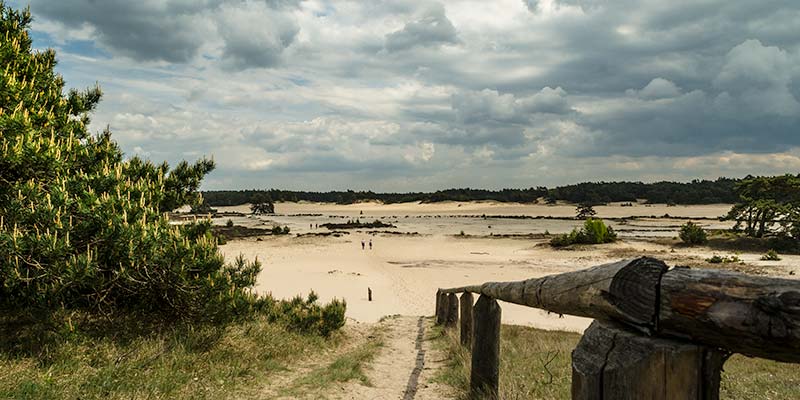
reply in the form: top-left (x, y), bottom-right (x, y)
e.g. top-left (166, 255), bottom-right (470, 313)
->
top-left (434, 257), bottom-right (800, 399)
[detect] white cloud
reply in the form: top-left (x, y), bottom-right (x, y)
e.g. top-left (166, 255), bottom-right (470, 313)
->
top-left (16, 0), bottom-right (800, 190)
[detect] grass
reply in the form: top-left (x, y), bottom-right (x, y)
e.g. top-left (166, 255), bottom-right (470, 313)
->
top-left (434, 324), bottom-right (800, 400)
top-left (721, 355), bottom-right (800, 399)
top-left (433, 324), bottom-right (580, 399)
top-left (0, 315), bottom-right (339, 399)
top-left (281, 325), bottom-right (385, 398)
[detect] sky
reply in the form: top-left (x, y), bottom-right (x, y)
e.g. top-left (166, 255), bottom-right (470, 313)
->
top-left (11, 0), bottom-right (800, 191)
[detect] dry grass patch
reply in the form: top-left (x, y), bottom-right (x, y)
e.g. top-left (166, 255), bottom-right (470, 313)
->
top-left (0, 315), bottom-right (338, 400)
top-left (434, 324), bottom-right (799, 400)
top-left (433, 324), bottom-right (580, 399)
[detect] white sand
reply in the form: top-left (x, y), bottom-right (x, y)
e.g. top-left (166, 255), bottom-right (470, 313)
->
top-left (218, 201), bottom-right (798, 333)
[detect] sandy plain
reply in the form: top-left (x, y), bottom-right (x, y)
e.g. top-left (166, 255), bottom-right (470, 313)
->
top-left (218, 201), bottom-right (799, 333)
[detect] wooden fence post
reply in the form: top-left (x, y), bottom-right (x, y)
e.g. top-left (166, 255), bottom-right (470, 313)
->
top-left (471, 295), bottom-right (501, 399)
top-left (446, 293), bottom-right (459, 328)
top-left (435, 289), bottom-right (442, 323)
top-left (460, 292), bottom-right (474, 348)
top-left (572, 321), bottom-right (725, 400)
top-left (436, 290), bottom-right (448, 325)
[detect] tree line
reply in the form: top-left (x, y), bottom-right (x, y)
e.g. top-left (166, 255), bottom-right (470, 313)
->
top-left (201, 178), bottom-right (741, 206)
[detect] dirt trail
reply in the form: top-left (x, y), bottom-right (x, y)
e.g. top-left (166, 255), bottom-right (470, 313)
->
top-left (329, 315), bottom-right (450, 400)
top-left (258, 316), bottom-right (450, 399)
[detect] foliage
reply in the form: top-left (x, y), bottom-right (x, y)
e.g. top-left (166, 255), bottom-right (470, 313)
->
top-left (550, 219), bottom-right (617, 247)
top-left (761, 249), bottom-right (781, 261)
top-left (259, 291), bottom-right (346, 337)
top-left (726, 175), bottom-right (800, 239)
top-left (271, 225), bottom-right (290, 235)
top-left (0, 4), bottom-right (263, 323)
top-left (225, 219), bottom-right (234, 228)
top-left (679, 222), bottom-right (708, 245)
top-left (575, 203), bottom-right (597, 219)
top-left (203, 178), bottom-right (742, 206)
top-left (706, 254), bottom-right (742, 264)
top-left (249, 192), bottom-right (275, 214)
top-left (189, 199), bottom-right (217, 214)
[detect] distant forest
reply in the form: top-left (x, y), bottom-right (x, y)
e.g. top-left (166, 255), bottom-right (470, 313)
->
top-left (202, 178), bottom-right (742, 206)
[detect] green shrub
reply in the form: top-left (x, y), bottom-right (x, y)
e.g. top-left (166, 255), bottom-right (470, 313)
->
top-left (259, 292), bottom-right (346, 337)
top-left (271, 225), bottom-right (291, 235)
top-left (761, 249), bottom-right (781, 261)
top-left (550, 219), bottom-right (616, 247)
top-left (226, 219), bottom-right (235, 227)
top-left (679, 222), bottom-right (708, 245)
top-left (706, 254), bottom-right (741, 264)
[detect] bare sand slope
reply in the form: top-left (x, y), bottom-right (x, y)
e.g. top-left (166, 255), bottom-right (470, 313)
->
top-left (220, 234), bottom-right (629, 332)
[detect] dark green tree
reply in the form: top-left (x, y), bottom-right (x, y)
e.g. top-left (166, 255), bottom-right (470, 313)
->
top-left (250, 192), bottom-right (275, 214)
top-left (0, 4), bottom-right (260, 322)
top-left (726, 175), bottom-right (800, 238)
top-left (575, 203), bottom-right (597, 219)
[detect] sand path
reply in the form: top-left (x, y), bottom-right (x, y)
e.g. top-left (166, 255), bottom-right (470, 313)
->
top-left (258, 316), bottom-right (449, 399)
top-left (329, 316), bottom-right (449, 400)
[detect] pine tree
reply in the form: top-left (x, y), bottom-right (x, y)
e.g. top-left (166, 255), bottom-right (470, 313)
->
top-left (0, 3), bottom-right (260, 322)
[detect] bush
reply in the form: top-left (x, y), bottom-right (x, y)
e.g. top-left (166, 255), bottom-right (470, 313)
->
top-left (761, 249), bottom-right (781, 261)
top-left (226, 219), bottom-right (235, 227)
top-left (550, 219), bottom-right (616, 247)
top-left (256, 292), bottom-right (346, 337)
top-left (271, 225), bottom-right (291, 235)
top-left (706, 254), bottom-right (741, 264)
top-left (679, 222), bottom-right (708, 245)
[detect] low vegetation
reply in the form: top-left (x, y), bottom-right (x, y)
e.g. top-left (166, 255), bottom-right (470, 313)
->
top-left (706, 254), bottom-right (743, 264)
top-left (679, 222), bottom-right (708, 245)
top-left (271, 225), bottom-right (291, 235)
top-left (0, 314), bottom-right (338, 399)
top-left (550, 218), bottom-right (617, 247)
top-left (320, 219), bottom-right (395, 230)
top-left (282, 325), bottom-right (385, 398)
top-left (434, 324), bottom-right (800, 400)
top-left (760, 249), bottom-right (781, 261)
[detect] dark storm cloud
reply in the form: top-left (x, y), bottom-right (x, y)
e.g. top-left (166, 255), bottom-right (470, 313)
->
top-left (28, 0), bottom-right (214, 62)
top-left (28, 0), bottom-right (300, 67)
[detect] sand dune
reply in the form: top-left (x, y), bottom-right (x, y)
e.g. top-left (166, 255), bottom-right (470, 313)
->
top-left (218, 202), bottom-right (798, 333)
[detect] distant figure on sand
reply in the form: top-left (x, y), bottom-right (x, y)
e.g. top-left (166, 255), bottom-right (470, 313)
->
top-left (369, 239), bottom-right (372, 250)
top-left (361, 240), bottom-right (365, 250)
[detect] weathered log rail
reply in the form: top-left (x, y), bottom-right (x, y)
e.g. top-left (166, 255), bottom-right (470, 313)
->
top-left (435, 257), bottom-right (800, 399)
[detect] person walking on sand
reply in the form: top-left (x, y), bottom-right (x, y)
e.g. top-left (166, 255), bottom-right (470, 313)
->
top-left (369, 239), bottom-right (372, 250)
top-left (361, 239), bottom-right (365, 250)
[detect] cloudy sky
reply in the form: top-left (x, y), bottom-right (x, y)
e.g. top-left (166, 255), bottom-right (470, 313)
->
top-left (12, 0), bottom-right (800, 191)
